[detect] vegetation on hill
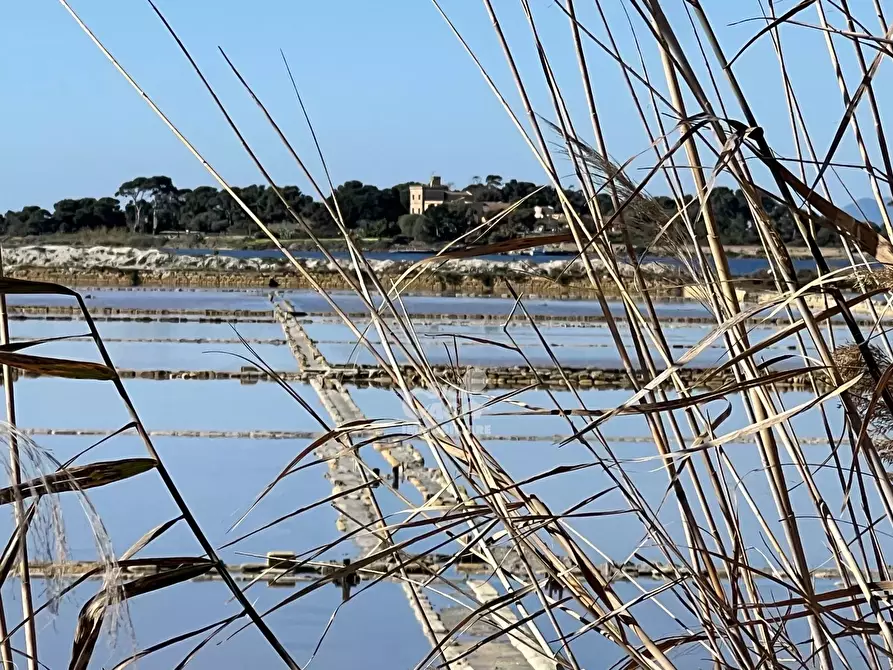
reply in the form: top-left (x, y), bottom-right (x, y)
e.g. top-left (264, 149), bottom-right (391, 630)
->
top-left (3, 176), bottom-right (849, 247)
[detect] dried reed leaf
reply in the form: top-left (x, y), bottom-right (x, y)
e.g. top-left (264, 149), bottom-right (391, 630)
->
top-left (120, 516), bottom-right (184, 561)
top-left (69, 559), bottom-right (215, 670)
top-left (0, 351), bottom-right (116, 381)
top-left (772, 162), bottom-right (893, 262)
top-left (0, 459), bottom-right (156, 505)
top-left (0, 335), bottom-right (90, 354)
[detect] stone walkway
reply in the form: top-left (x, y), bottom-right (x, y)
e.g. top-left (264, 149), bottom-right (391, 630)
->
top-left (275, 302), bottom-right (544, 670)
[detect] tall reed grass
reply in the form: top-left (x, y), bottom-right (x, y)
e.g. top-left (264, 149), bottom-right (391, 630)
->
top-left (8, 0), bottom-right (893, 667)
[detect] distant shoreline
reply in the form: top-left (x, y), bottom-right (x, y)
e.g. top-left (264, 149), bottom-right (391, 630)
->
top-left (0, 242), bottom-right (861, 300)
top-left (0, 243), bottom-right (715, 299)
top-left (1, 233), bottom-right (851, 261)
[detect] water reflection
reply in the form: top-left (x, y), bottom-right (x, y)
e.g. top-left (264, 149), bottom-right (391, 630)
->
top-left (5, 379), bottom-right (324, 433)
top-left (13, 578), bottom-right (429, 669)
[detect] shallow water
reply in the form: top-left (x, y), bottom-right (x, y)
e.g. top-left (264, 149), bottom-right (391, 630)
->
top-left (5, 378), bottom-right (325, 433)
top-left (282, 291), bottom-right (715, 319)
top-left (452, 436), bottom-right (885, 566)
top-left (303, 317), bottom-right (869, 369)
top-left (0, 434), bottom-right (338, 563)
top-left (7, 286), bottom-right (712, 319)
top-left (15, 310), bottom-right (868, 371)
top-left (12, 318), bottom-right (284, 342)
top-left (352, 386), bottom-right (846, 441)
top-left (8, 577), bottom-right (430, 669)
top-left (22, 339), bottom-right (296, 372)
top-left (0, 349), bottom-right (869, 573)
top-left (352, 385), bottom-right (882, 567)
top-left (0, 287), bottom-right (884, 668)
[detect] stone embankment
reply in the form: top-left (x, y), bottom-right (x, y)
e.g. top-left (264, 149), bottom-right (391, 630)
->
top-left (14, 301), bottom-right (892, 329)
top-left (22, 556), bottom-right (857, 586)
top-left (9, 304), bottom-right (274, 320)
top-left (275, 300), bottom-right (396, 556)
top-left (15, 427), bottom-right (838, 446)
top-left (2, 243), bottom-right (685, 297)
top-left (12, 336), bottom-right (285, 346)
top-left (81, 363), bottom-right (815, 391)
top-left (275, 300), bottom-right (461, 538)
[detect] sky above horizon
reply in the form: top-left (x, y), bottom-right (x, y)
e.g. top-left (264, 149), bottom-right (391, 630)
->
top-left (2, 1), bottom-right (890, 212)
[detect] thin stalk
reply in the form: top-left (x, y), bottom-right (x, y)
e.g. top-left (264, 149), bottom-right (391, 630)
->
top-left (0, 597), bottom-right (10, 670)
top-left (658, 1), bottom-right (893, 661)
top-left (814, 0), bottom-right (893, 241)
top-left (648, 11), bottom-right (835, 667)
top-left (762, 6), bottom-right (885, 665)
top-left (0, 253), bottom-right (37, 670)
top-left (555, 3), bottom-right (743, 664)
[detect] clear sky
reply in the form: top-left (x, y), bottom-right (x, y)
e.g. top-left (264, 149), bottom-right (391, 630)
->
top-left (1, 0), bottom-right (885, 211)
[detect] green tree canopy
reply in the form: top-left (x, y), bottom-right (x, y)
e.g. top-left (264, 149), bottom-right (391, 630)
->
top-left (52, 197), bottom-right (125, 233)
top-left (0, 173), bottom-right (845, 249)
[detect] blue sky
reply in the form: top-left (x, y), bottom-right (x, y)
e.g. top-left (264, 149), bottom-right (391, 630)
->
top-left (0, 0), bottom-right (885, 211)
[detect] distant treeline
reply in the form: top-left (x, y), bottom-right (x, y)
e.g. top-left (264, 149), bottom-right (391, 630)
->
top-left (1, 175), bottom-right (841, 246)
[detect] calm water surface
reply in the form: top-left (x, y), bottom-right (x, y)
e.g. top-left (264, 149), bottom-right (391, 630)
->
top-left (5, 379), bottom-right (324, 433)
top-left (14, 318), bottom-right (284, 342)
top-left (0, 287), bottom-right (879, 667)
top-left (10, 578), bottom-right (430, 669)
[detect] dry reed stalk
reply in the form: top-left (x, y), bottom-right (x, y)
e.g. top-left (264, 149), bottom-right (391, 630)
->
top-left (0, 256), bottom-right (37, 670)
top-left (756, 10), bottom-right (892, 636)
top-left (54, 0), bottom-right (893, 667)
top-left (815, 0), bottom-right (893, 241)
top-left (460, 2), bottom-right (892, 668)
top-left (649, 19), bottom-right (841, 666)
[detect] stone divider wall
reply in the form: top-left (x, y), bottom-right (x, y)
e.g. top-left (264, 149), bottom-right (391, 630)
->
top-left (13, 302), bottom-right (891, 330)
top-left (316, 364), bottom-right (816, 390)
top-left (275, 303), bottom-right (544, 668)
top-left (21, 557), bottom-right (857, 585)
top-left (9, 305), bottom-right (274, 319)
top-left (17, 364), bottom-right (810, 391)
top-left (7, 265), bottom-right (685, 300)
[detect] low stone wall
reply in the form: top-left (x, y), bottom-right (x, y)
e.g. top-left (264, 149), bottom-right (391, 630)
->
top-left (319, 364), bottom-right (818, 390)
top-left (15, 364), bottom-right (810, 390)
top-left (9, 304), bottom-right (273, 319)
top-left (6, 265), bottom-right (684, 299)
top-left (9, 314), bottom-right (275, 324)
top-left (13, 301), bottom-right (889, 329)
top-left (22, 557), bottom-right (861, 585)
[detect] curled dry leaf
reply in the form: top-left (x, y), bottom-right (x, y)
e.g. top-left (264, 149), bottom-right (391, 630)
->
top-left (0, 459), bottom-right (156, 505)
top-left (0, 351), bottom-right (116, 381)
top-left (70, 559), bottom-right (215, 670)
